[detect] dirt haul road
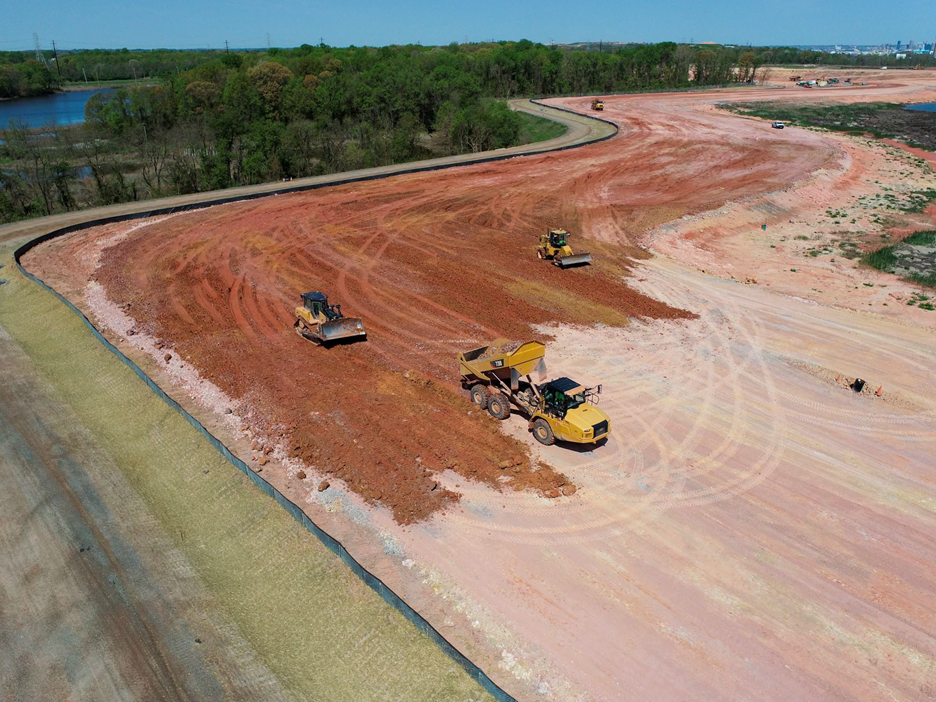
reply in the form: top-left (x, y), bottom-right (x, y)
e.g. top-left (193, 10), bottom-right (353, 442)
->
top-left (23, 71), bottom-right (936, 700)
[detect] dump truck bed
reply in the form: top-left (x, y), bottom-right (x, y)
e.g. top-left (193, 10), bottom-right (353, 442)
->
top-left (459, 339), bottom-right (545, 384)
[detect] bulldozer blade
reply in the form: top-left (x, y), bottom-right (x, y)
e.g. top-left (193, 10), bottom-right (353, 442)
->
top-left (319, 317), bottom-right (367, 342)
top-left (557, 253), bottom-right (593, 268)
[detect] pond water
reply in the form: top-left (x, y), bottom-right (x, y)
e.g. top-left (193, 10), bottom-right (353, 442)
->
top-left (905, 102), bottom-right (936, 112)
top-left (0, 89), bottom-right (116, 130)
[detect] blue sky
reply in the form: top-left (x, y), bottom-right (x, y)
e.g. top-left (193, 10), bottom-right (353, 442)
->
top-left (4, 0), bottom-right (934, 50)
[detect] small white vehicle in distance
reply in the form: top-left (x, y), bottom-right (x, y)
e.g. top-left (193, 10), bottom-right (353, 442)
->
top-left (771, 121), bottom-right (785, 129)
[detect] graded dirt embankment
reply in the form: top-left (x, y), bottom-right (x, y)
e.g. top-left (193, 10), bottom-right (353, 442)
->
top-left (20, 83), bottom-right (841, 524)
top-left (17, 71), bottom-right (936, 701)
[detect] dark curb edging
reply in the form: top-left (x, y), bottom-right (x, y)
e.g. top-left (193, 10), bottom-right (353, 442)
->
top-left (12, 100), bottom-right (619, 702)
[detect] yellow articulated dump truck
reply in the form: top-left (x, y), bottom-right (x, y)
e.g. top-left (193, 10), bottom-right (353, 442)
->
top-left (459, 339), bottom-right (611, 446)
top-left (591, 98), bottom-right (605, 111)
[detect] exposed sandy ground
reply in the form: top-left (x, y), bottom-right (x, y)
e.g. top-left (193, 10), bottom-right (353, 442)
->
top-left (22, 71), bottom-right (936, 700)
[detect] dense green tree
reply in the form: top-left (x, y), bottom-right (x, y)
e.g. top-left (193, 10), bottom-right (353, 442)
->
top-left (4, 39), bottom-right (933, 224)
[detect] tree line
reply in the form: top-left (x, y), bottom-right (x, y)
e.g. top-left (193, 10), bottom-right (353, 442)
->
top-left (3, 40), bottom-right (933, 223)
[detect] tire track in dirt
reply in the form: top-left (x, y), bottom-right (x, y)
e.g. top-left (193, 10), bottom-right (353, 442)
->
top-left (26, 89), bottom-right (843, 525)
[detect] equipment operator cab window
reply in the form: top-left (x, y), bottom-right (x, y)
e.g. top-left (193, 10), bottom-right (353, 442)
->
top-left (550, 232), bottom-right (567, 248)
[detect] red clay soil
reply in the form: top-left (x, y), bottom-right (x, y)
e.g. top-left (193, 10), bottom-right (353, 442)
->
top-left (25, 95), bottom-right (837, 524)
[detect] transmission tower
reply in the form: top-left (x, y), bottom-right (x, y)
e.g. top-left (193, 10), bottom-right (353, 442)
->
top-left (33, 32), bottom-right (48, 66)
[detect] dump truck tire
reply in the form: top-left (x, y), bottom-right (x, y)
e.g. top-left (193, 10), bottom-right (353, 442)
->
top-left (470, 385), bottom-right (488, 409)
top-left (487, 393), bottom-right (510, 420)
top-left (532, 418), bottom-right (555, 446)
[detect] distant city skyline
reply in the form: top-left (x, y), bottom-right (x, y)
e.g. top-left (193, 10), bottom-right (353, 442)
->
top-left (3, 0), bottom-right (934, 51)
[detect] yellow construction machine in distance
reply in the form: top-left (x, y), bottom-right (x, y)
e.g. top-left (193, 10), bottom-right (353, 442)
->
top-left (294, 291), bottom-right (366, 345)
top-left (591, 98), bottom-right (605, 111)
top-left (537, 228), bottom-right (593, 268)
top-left (459, 339), bottom-right (611, 446)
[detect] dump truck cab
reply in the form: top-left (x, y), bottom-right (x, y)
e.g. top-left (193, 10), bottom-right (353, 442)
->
top-left (541, 377), bottom-right (587, 416)
top-left (294, 291), bottom-right (366, 345)
top-left (535, 377), bottom-right (609, 444)
top-left (459, 339), bottom-right (610, 446)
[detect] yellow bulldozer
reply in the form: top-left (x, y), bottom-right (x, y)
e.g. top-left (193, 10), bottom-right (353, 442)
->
top-left (591, 98), bottom-right (605, 111)
top-left (537, 228), bottom-right (593, 268)
top-left (459, 339), bottom-right (610, 446)
top-left (294, 291), bottom-right (366, 345)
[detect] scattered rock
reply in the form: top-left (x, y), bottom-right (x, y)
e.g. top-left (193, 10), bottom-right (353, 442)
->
top-left (126, 329), bottom-right (136, 336)
top-left (544, 489), bottom-right (561, 499)
top-left (498, 459), bottom-right (511, 470)
top-left (318, 480), bottom-right (330, 492)
top-left (296, 470), bottom-right (306, 480)
top-left (561, 484), bottom-right (577, 497)
top-left (258, 456), bottom-right (269, 466)
top-left (164, 353), bottom-right (172, 362)
top-left (224, 408), bottom-right (233, 414)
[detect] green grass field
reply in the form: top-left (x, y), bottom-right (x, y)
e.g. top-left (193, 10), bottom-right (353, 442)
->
top-left (62, 78), bottom-right (159, 90)
top-left (0, 243), bottom-right (492, 702)
top-left (516, 111), bottom-right (569, 144)
top-left (718, 101), bottom-right (936, 151)
top-left (863, 231), bottom-right (936, 291)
